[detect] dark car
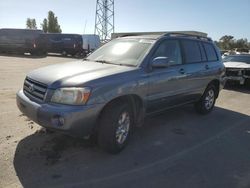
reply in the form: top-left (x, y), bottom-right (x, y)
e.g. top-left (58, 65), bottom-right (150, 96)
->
top-left (0, 28), bottom-right (47, 55)
top-left (45, 33), bottom-right (83, 56)
top-left (223, 54), bottom-right (250, 85)
top-left (16, 31), bottom-right (225, 153)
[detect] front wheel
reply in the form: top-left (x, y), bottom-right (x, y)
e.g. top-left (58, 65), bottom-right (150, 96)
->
top-left (98, 101), bottom-right (133, 154)
top-left (195, 85), bottom-right (217, 114)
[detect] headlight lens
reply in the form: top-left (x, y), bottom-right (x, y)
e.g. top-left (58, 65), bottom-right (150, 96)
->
top-left (51, 87), bottom-right (91, 105)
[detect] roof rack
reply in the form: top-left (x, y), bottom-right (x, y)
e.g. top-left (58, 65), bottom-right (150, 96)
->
top-left (111, 31), bottom-right (210, 40)
top-left (164, 32), bottom-right (212, 41)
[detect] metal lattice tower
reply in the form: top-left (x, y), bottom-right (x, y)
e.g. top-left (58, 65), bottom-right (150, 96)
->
top-left (94, 0), bottom-right (114, 43)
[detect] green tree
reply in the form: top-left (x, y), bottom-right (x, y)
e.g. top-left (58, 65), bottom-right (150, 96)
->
top-left (26, 18), bottom-right (37, 29)
top-left (234, 38), bottom-right (249, 49)
top-left (219, 35), bottom-right (234, 50)
top-left (41, 18), bottom-right (48, 33)
top-left (216, 35), bottom-right (249, 50)
top-left (41, 11), bottom-right (62, 33)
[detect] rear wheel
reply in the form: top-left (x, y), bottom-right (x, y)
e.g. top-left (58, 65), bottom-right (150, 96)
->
top-left (30, 50), bottom-right (47, 57)
top-left (98, 101), bottom-right (133, 154)
top-left (62, 51), bottom-right (67, 56)
top-left (195, 85), bottom-right (217, 114)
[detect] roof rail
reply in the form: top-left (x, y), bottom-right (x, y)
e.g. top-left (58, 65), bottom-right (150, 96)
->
top-left (111, 31), bottom-right (210, 40)
top-left (111, 32), bottom-right (168, 39)
top-left (164, 32), bottom-right (212, 41)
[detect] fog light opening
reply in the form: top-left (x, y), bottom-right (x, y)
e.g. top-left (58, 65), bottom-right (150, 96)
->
top-left (51, 115), bottom-right (65, 127)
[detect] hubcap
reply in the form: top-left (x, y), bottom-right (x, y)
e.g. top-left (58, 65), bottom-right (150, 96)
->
top-left (115, 111), bottom-right (130, 145)
top-left (204, 89), bottom-right (215, 110)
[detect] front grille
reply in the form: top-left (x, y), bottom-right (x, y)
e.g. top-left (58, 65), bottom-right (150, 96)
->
top-left (244, 70), bottom-right (250, 76)
top-left (23, 77), bottom-right (47, 101)
top-left (226, 69), bottom-right (241, 77)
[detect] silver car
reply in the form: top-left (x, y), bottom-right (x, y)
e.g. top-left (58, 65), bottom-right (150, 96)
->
top-left (16, 32), bottom-right (225, 153)
top-left (223, 54), bottom-right (250, 85)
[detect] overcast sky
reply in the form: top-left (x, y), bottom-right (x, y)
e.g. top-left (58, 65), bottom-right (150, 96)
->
top-left (0, 0), bottom-right (250, 41)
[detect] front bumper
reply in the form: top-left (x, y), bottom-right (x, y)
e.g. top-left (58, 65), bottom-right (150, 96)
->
top-left (16, 90), bottom-right (104, 137)
top-left (225, 76), bottom-right (245, 85)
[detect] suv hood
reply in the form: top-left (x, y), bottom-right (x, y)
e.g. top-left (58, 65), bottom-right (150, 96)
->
top-left (27, 60), bottom-right (136, 88)
top-left (224, 61), bottom-right (250, 69)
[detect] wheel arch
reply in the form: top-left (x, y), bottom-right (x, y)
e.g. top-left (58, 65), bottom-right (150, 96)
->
top-left (96, 94), bottom-right (145, 129)
top-left (208, 79), bottom-right (220, 98)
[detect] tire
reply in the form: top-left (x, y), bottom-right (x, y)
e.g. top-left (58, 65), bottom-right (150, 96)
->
top-left (245, 78), bottom-right (250, 89)
top-left (98, 100), bottom-right (133, 154)
top-left (62, 51), bottom-right (67, 56)
top-left (40, 51), bottom-right (47, 57)
top-left (30, 50), bottom-right (46, 57)
top-left (195, 85), bottom-right (217, 114)
top-left (44, 128), bottom-right (55, 134)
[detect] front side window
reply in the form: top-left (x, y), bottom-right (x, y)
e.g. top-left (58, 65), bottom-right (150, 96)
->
top-left (152, 40), bottom-right (182, 66)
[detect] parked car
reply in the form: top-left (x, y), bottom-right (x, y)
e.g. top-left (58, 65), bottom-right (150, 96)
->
top-left (45, 33), bottom-right (83, 56)
top-left (16, 31), bottom-right (225, 153)
top-left (234, 48), bottom-right (249, 54)
top-left (223, 54), bottom-right (250, 85)
top-left (82, 34), bottom-right (101, 54)
top-left (0, 28), bottom-right (47, 55)
top-left (220, 50), bottom-right (228, 56)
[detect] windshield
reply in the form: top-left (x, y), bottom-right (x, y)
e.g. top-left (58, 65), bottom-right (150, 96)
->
top-left (86, 38), bottom-right (154, 66)
top-left (223, 55), bottom-right (250, 64)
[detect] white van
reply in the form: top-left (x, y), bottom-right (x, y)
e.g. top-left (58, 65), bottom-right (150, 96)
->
top-left (82, 34), bottom-right (101, 53)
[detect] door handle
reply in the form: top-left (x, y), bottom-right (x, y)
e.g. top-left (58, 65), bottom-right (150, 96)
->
top-left (179, 68), bottom-right (185, 74)
top-left (205, 64), bottom-right (210, 70)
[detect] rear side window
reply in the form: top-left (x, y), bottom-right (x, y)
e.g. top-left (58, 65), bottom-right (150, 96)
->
top-left (198, 42), bottom-right (207, 61)
top-left (203, 43), bottom-right (218, 61)
top-left (182, 40), bottom-right (202, 63)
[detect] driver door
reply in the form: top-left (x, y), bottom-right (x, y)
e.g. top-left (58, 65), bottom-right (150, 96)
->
top-left (146, 39), bottom-right (189, 113)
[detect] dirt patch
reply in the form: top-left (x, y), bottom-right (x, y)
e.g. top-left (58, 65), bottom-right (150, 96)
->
top-left (36, 133), bottom-right (95, 166)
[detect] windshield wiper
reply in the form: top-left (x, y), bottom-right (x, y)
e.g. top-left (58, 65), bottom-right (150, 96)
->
top-left (94, 60), bottom-right (136, 67)
top-left (118, 63), bottom-right (136, 67)
top-left (94, 60), bottom-right (117, 65)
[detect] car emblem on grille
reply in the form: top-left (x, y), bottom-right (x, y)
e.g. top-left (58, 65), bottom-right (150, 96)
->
top-left (28, 84), bottom-right (34, 93)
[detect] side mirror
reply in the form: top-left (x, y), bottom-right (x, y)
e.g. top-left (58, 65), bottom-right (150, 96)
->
top-left (152, 57), bottom-right (169, 68)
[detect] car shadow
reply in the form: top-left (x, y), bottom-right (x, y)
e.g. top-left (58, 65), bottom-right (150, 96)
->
top-left (47, 53), bottom-right (84, 59)
top-left (14, 105), bottom-right (250, 188)
top-left (224, 82), bottom-right (250, 94)
top-left (0, 52), bottom-right (47, 59)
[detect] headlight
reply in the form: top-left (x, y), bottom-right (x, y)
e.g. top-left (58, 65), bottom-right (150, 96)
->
top-left (51, 87), bottom-right (91, 105)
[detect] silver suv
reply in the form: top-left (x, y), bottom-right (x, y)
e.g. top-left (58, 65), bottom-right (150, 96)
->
top-left (16, 32), bottom-right (225, 153)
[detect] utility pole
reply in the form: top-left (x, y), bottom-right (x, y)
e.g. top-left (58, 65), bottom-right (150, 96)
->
top-left (94, 0), bottom-right (114, 43)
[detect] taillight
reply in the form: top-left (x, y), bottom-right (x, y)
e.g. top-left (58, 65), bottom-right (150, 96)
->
top-left (33, 43), bottom-right (36, 48)
top-left (74, 44), bottom-right (76, 48)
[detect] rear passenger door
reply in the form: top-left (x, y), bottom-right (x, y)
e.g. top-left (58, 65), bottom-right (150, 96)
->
top-left (202, 42), bottom-right (220, 81)
top-left (180, 39), bottom-right (211, 99)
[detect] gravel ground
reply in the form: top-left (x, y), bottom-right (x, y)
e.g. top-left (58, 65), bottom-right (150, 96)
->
top-left (0, 54), bottom-right (249, 188)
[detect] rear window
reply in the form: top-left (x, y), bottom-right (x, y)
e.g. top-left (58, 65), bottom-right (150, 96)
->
top-left (182, 40), bottom-right (202, 63)
top-left (203, 43), bottom-right (218, 62)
